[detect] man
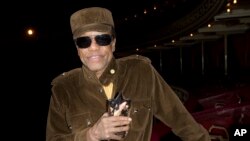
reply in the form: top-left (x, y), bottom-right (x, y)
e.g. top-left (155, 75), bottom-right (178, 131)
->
top-left (46, 7), bottom-right (210, 141)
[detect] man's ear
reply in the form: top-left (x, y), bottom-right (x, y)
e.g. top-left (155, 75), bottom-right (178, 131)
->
top-left (112, 46), bottom-right (115, 52)
top-left (112, 38), bottom-right (116, 52)
top-left (77, 48), bottom-right (81, 57)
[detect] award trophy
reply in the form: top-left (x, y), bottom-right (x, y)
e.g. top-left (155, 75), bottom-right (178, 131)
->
top-left (107, 92), bottom-right (131, 138)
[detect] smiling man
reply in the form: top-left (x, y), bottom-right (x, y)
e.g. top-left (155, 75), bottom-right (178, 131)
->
top-left (76, 32), bottom-right (115, 78)
top-left (46, 7), bottom-right (210, 141)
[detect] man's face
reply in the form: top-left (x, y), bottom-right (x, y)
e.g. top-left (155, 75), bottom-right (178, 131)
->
top-left (75, 31), bottom-right (116, 78)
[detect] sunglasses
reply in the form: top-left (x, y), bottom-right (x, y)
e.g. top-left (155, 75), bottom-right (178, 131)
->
top-left (75, 34), bottom-right (113, 48)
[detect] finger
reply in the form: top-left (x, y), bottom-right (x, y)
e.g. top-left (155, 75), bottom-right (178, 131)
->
top-left (115, 125), bottom-right (130, 132)
top-left (100, 112), bottom-right (110, 124)
top-left (107, 116), bottom-right (132, 123)
top-left (109, 134), bottom-right (123, 141)
top-left (109, 127), bottom-right (130, 140)
top-left (119, 101), bottom-right (127, 110)
top-left (102, 128), bottom-right (124, 141)
top-left (102, 112), bottom-right (109, 117)
top-left (114, 102), bottom-right (127, 116)
top-left (109, 120), bottom-right (130, 128)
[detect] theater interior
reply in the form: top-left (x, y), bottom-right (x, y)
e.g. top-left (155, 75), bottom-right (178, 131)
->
top-left (8, 0), bottom-right (250, 140)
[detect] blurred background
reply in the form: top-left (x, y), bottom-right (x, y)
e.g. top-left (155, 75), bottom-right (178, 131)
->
top-left (4, 0), bottom-right (250, 140)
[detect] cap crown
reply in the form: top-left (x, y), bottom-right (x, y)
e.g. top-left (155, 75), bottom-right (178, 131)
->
top-left (70, 7), bottom-right (114, 38)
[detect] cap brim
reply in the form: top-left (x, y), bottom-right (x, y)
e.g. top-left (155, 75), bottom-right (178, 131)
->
top-left (73, 23), bottom-right (113, 39)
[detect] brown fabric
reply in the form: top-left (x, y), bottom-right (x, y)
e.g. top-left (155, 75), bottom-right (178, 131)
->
top-left (70, 7), bottom-right (114, 38)
top-left (46, 55), bottom-right (211, 141)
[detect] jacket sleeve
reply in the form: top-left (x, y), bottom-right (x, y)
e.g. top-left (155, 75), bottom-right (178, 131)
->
top-left (150, 65), bottom-right (210, 141)
top-left (46, 83), bottom-right (89, 141)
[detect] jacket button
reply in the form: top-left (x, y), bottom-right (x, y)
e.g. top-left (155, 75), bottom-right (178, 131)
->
top-left (110, 69), bottom-right (115, 74)
top-left (87, 119), bottom-right (91, 126)
top-left (99, 88), bottom-right (103, 93)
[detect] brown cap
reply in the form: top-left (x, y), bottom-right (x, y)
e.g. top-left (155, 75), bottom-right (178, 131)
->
top-left (70, 7), bottom-right (114, 39)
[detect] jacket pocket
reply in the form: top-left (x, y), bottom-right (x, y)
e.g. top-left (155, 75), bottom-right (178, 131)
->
top-left (67, 112), bottom-right (92, 132)
top-left (130, 99), bottom-right (151, 131)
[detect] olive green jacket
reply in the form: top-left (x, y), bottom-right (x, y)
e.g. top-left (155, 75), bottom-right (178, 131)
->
top-left (46, 55), bottom-right (210, 141)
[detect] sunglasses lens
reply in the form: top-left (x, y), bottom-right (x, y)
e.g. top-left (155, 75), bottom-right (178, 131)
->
top-left (75, 34), bottom-right (112, 48)
top-left (95, 34), bottom-right (112, 46)
top-left (75, 37), bottom-right (91, 48)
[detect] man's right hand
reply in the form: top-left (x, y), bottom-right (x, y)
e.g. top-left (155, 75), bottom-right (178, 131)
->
top-left (87, 112), bottom-right (132, 141)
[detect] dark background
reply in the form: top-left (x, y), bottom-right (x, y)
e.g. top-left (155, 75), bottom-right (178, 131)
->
top-left (3, 0), bottom-right (250, 140)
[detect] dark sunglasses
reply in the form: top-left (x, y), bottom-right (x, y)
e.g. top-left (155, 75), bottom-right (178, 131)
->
top-left (75, 34), bottom-right (113, 48)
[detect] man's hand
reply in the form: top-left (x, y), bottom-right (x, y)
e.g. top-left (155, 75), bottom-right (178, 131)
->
top-left (87, 112), bottom-right (132, 141)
